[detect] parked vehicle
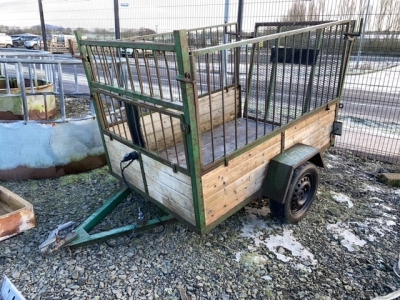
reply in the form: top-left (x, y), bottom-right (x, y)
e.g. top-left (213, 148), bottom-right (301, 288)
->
top-left (24, 37), bottom-right (42, 50)
top-left (10, 33), bottom-right (39, 47)
top-left (0, 34), bottom-right (13, 48)
top-left (120, 47), bottom-right (154, 57)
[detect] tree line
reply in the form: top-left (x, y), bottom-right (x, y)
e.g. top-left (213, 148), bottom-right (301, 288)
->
top-left (283, 0), bottom-right (400, 32)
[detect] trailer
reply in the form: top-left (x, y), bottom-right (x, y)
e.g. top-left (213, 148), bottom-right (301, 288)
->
top-left (60, 20), bottom-right (357, 249)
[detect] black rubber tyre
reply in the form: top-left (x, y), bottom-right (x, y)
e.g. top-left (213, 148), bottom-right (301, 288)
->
top-left (269, 161), bottom-right (319, 223)
top-left (6, 44), bottom-right (12, 48)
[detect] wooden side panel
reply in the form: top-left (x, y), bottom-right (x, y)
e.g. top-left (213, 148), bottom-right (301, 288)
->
top-left (198, 87), bottom-right (240, 133)
top-left (202, 134), bottom-right (281, 225)
top-left (202, 103), bottom-right (337, 227)
top-left (284, 103), bottom-right (336, 150)
top-left (104, 135), bottom-right (145, 191)
top-left (141, 113), bottom-right (182, 151)
top-left (107, 87), bottom-right (239, 153)
top-left (142, 154), bottom-right (196, 225)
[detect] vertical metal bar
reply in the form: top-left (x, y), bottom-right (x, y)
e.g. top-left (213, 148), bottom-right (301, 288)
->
top-left (159, 112), bottom-right (169, 161)
top-left (327, 25), bottom-right (339, 102)
top-left (279, 37), bottom-right (287, 126)
top-left (73, 64), bottom-right (78, 93)
top-left (219, 51), bottom-right (227, 158)
top-left (17, 62), bottom-right (29, 122)
top-left (205, 53), bottom-right (215, 163)
top-left (287, 35), bottom-right (296, 122)
top-left (4, 67), bottom-right (10, 94)
top-left (28, 63), bottom-right (34, 94)
top-left (154, 53), bottom-right (164, 99)
top-left (315, 27), bottom-right (326, 107)
top-left (255, 42), bottom-right (260, 139)
top-left (163, 53), bottom-right (174, 101)
top-left (57, 63), bottom-right (66, 121)
top-left (134, 51), bottom-right (144, 94)
top-left (169, 115), bottom-right (180, 166)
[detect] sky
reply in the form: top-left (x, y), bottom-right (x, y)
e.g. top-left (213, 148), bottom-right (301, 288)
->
top-left (0, 0), bottom-right (381, 32)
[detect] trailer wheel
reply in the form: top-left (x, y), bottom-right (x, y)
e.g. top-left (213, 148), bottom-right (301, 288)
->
top-left (269, 162), bottom-right (319, 223)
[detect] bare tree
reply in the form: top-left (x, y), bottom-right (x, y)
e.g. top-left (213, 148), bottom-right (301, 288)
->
top-left (307, 0), bottom-right (327, 21)
top-left (375, 0), bottom-right (400, 31)
top-left (338, 0), bottom-right (357, 19)
top-left (282, 0), bottom-right (307, 22)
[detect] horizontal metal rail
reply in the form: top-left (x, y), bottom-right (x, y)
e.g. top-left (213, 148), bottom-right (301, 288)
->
top-left (0, 54), bottom-right (92, 123)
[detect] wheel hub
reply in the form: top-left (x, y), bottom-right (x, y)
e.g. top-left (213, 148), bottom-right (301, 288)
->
top-left (292, 176), bottom-right (311, 209)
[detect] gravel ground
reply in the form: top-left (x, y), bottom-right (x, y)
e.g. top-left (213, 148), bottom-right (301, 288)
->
top-left (0, 149), bottom-right (399, 300)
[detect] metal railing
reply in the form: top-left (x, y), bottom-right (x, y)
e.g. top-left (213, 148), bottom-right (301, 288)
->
top-left (0, 51), bottom-right (92, 123)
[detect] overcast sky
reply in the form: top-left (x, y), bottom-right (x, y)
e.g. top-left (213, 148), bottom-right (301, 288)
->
top-left (0, 0), bottom-right (379, 32)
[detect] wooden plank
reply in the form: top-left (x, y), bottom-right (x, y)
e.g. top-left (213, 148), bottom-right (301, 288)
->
top-left (205, 174), bottom-right (265, 225)
top-left (285, 103), bottom-right (336, 138)
top-left (202, 133), bottom-right (281, 187)
top-left (142, 154), bottom-right (195, 225)
top-left (205, 162), bottom-right (267, 210)
top-left (202, 141), bottom-right (280, 199)
top-left (142, 155), bottom-right (193, 199)
top-left (0, 186), bottom-right (36, 242)
top-left (104, 135), bottom-right (145, 191)
top-left (284, 113), bottom-right (335, 148)
top-left (141, 154), bottom-right (192, 185)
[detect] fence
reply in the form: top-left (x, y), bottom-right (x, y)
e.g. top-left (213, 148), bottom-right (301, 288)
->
top-left (0, 51), bottom-right (91, 122)
top-left (1, 0), bottom-right (399, 164)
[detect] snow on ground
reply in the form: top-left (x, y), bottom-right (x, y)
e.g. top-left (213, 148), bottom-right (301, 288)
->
top-left (331, 192), bottom-right (354, 208)
top-left (237, 187), bottom-right (397, 273)
top-left (326, 222), bottom-right (367, 251)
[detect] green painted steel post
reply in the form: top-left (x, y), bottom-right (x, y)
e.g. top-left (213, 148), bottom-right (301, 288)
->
top-left (173, 30), bottom-right (206, 233)
top-left (74, 31), bottom-right (112, 171)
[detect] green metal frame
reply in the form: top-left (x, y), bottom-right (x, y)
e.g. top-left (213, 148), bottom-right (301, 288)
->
top-left (67, 187), bottom-right (175, 248)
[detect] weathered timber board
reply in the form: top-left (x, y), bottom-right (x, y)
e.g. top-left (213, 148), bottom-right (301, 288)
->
top-left (104, 135), bottom-right (146, 192)
top-left (0, 186), bottom-right (36, 242)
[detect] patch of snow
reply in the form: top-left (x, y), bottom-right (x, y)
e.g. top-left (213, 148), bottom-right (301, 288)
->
top-left (325, 153), bottom-right (339, 160)
top-left (237, 209), bottom-right (317, 273)
top-left (235, 251), bottom-right (243, 262)
top-left (264, 229), bottom-right (317, 266)
top-left (331, 192), bottom-right (354, 208)
top-left (262, 275), bottom-right (272, 281)
top-left (362, 183), bottom-right (382, 193)
top-left (370, 197), bottom-right (383, 202)
top-left (327, 223), bottom-right (367, 252)
top-left (239, 213), bottom-right (271, 239)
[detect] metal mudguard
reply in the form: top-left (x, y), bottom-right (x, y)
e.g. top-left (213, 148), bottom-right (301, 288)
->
top-left (263, 144), bottom-right (325, 204)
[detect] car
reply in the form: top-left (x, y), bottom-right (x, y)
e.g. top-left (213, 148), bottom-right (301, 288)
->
top-left (24, 37), bottom-right (42, 50)
top-left (0, 34), bottom-right (13, 48)
top-left (120, 47), bottom-right (155, 58)
top-left (11, 34), bottom-right (40, 47)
